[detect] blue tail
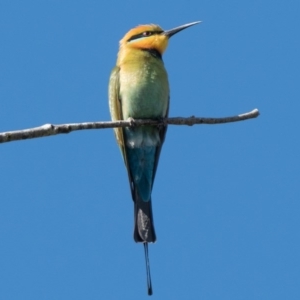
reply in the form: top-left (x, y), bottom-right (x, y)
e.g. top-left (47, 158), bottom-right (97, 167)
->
top-left (126, 146), bottom-right (157, 242)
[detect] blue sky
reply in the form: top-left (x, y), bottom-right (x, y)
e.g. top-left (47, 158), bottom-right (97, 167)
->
top-left (0, 1), bottom-right (299, 299)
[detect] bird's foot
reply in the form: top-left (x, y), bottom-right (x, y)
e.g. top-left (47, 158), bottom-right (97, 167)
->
top-left (127, 117), bottom-right (136, 127)
top-left (157, 117), bottom-right (167, 130)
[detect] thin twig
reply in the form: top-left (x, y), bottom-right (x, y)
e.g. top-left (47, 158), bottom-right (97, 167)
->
top-left (0, 108), bottom-right (259, 144)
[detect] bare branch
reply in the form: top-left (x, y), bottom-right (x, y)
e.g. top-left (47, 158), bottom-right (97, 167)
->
top-left (0, 108), bottom-right (259, 144)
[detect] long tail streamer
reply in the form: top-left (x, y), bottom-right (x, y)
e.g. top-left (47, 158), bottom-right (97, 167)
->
top-left (143, 243), bottom-right (153, 296)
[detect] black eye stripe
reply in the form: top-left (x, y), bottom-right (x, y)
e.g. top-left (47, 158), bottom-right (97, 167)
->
top-left (127, 30), bottom-right (163, 42)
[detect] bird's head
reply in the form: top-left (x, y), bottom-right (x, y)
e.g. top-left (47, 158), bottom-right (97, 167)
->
top-left (119, 21), bottom-right (201, 56)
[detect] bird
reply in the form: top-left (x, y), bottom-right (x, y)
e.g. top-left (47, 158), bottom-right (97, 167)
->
top-left (108, 21), bottom-right (200, 295)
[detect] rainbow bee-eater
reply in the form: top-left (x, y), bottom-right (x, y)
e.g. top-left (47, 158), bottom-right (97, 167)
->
top-left (109, 21), bottom-right (200, 295)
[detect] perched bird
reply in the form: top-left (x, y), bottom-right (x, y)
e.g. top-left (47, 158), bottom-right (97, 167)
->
top-left (108, 21), bottom-right (200, 295)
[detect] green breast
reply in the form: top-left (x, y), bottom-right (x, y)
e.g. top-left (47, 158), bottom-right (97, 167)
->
top-left (119, 55), bottom-right (169, 120)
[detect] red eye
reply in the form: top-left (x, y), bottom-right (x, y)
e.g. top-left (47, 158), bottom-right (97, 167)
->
top-left (143, 31), bottom-right (152, 36)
